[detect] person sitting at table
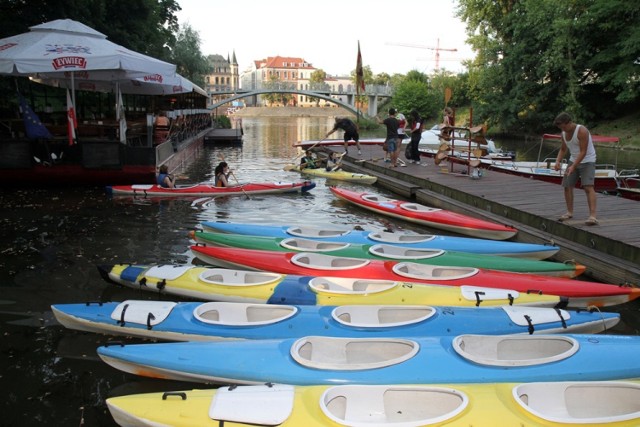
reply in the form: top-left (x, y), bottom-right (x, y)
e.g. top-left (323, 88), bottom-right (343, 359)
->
top-left (153, 111), bottom-right (171, 144)
top-left (156, 164), bottom-right (175, 188)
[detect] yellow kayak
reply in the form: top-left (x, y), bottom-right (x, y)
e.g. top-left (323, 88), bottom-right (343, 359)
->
top-left (107, 381), bottom-right (640, 427)
top-left (285, 164), bottom-right (377, 184)
top-left (98, 263), bottom-right (562, 307)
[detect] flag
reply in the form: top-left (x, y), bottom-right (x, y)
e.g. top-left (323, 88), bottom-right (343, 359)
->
top-left (116, 87), bottom-right (127, 144)
top-left (66, 89), bottom-right (77, 146)
top-left (356, 40), bottom-right (365, 92)
top-left (17, 93), bottom-right (52, 140)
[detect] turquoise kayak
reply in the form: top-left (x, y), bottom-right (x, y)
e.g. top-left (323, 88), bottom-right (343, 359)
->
top-left (97, 333), bottom-right (640, 385)
top-left (199, 221), bottom-right (560, 260)
top-left (190, 230), bottom-right (583, 278)
top-left (52, 300), bottom-right (619, 341)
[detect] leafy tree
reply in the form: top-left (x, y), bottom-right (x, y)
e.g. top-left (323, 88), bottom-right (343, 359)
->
top-left (261, 74), bottom-right (292, 106)
top-left (309, 69), bottom-right (327, 106)
top-left (172, 24), bottom-right (209, 87)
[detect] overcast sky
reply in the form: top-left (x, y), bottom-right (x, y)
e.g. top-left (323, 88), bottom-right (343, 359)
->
top-left (175, 0), bottom-right (474, 76)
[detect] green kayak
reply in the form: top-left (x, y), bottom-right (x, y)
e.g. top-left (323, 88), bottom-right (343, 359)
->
top-left (190, 231), bottom-right (585, 278)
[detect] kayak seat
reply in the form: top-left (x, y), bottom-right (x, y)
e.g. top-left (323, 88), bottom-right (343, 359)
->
top-left (399, 202), bottom-right (440, 213)
top-left (453, 334), bottom-right (579, 367)
top-left (308, 278), bottom-right (397, 295)
top-left (513, 381), bottom-right (640, 424)
top-left (280, 238), bottom-right (348, 252)
top-left (393, 263), bottom-right (478, 280)
top-left (368, 231), bottom-right (435, 244)
top-left (321, 385), bottom-right (468, 426)
top-left (332, 306), bottom-right (435, 328)
top-left (287, 226), bottom-right (348, 238)
top-left (199, 269), bottom-right (283, 286)
top-left (292, 253), bottom-right (370, 270)
top-left (291, 336), bottom-right (419, 370)
top-left (194, 302), bottom-right (297, 326)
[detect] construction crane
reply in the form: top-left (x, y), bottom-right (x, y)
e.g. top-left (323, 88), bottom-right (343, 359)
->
top-left (386, 39), bottom-right (457, 70)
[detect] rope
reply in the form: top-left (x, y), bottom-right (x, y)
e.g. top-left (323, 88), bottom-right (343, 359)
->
top-left (587, 305), bottom-right (610, 332)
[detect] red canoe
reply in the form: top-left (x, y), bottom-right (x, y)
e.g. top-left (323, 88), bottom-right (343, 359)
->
top-left (330, 187), bottom-right (517, 241)
top-left (106, 181), bottom-right (316, 197)
top-left (190, 245), bottom-right (640, 308)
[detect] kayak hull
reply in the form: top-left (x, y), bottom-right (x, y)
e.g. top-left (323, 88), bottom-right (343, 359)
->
top-left (106, 181), bottom-right (316, 197)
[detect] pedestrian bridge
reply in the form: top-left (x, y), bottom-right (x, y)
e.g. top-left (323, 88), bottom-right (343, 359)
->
top-left (208, 84), bottom-right (393, 118)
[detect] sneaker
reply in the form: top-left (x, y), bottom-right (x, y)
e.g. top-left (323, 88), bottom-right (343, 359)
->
top-left (384, 159), bottom-right (390, 163)
top-left (358, 150), bottom-right (362, 155)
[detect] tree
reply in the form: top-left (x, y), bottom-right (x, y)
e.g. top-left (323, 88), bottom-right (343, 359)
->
top-left (172, 24), bottom-right (209, 87)
top-left (309, 69), bottom-right (327, 106)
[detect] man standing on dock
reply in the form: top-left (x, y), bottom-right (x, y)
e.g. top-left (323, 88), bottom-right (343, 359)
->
top-left (326, 117), bottom-right (362, 155)
top-left (553, 112), bottom-right (598, 226)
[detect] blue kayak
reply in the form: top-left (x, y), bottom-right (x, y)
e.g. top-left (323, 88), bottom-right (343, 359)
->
top-left (51, 300), bottom-right (619, 341)
top-left (97, 333), bottom-right (640, 385)
top-left (199, 221), bottom-right (559, 260)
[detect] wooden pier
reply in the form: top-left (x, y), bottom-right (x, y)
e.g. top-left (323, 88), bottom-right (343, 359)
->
top-left (204, 128), bottom-right (243, 144)
top-left (336, 146), bottom-right (640, 286)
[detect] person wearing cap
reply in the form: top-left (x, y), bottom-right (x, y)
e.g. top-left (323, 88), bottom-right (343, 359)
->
top-left (377, 108), bottom-right (400, 167)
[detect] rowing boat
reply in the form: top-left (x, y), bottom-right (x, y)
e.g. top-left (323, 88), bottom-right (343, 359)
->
top-left (284, 165), bottom-right (377, 184)
top-left (106, 381), bottom-right (640, 427)
top-left (97, 264), bottom-right (562, 307)
top-left (106, 180), bottom-right (316, 197)
top-left (330, 187), bottom-right (517, 240)
top-left (189, 231), bottom-right (584, 278)
top-left (189, 246), bottom-right (640, 307)
top-left (199, 221), bottom-right (559, 259)
top-left (97, 333), bottom-right (640, 384)
top-left (52, 300), bottom-right (617, 341)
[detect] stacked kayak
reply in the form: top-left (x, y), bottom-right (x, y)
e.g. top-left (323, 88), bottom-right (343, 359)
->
top-left (190, 231), bottom-right (584, 278)
top-left (52, 300), bottom-right (618, 341)
top-left (200, 221), bottom-right (559, 260)
top-left (97, 264), bottom-right (562, 307)
top-left (285, 165), bottom-right (377, 184)
top-left (330, 187), bottom-right (517, 240)
top-left (97, 333), bottom-right (640, 384)
top-left (189, 246), bottom-right (640, 308)
top-left (107, 381), bottom-right (640, 427)
top-left (106, 180), bottom-right (316, 197)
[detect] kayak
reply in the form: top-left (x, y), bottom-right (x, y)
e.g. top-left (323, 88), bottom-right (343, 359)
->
top-left (199, 221), bottom-right (559, 260)
top-left (330, 187), bottom-right (518, 240)
top-left (189, 231), bottom-right (584, 278)
top-left (97, 264), bottom-right (562, 307)
top-left (189, 246), bottom-right (640, 307)
top-left (285, 165), bottom-right (377, 184)
top-left (51, 300), bottom-right (618, 342)
top-left (107, 381), bottom-right (640, 427)
top-left (105, 180), bottom-right (316, 197)
top-left (97, 333), bottom-right (640, 385)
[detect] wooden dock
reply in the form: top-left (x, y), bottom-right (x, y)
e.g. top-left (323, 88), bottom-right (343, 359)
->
top-left (336, 146), bottom-right (640, 285)
top-left (204, 128), bottom-right (243, 144)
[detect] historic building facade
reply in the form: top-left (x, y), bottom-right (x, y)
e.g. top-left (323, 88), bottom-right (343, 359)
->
top-left (204, 52), bottom-right (239, 111)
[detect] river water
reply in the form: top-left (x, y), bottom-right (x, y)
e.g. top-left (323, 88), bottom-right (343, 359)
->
top-left (0, 115), bottom-right (638, 426)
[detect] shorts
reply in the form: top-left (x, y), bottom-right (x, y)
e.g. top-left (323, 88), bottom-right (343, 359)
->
top-left (384, 137), bottom-right (397, 153)
top-left (562, 162), bottom-right (596, 188)
top-left (344, 130), bottom-right (359, 142)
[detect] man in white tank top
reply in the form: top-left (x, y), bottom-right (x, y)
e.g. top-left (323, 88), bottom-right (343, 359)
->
top-left (553, 112), bottom-right (598, 225)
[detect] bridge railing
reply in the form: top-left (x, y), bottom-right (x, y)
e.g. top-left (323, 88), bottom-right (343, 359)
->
top-left (209, 82), bottom-right (394, 97)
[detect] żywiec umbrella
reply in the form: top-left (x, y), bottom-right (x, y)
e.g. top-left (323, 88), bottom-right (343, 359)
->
top-left (0, 19), bottom-right (176, 77)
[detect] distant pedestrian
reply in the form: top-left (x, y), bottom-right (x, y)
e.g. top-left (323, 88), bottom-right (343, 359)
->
top-left (396, 112), bottom-right (408, 163)
top-left (440, 107), bottom-right (454, 140)
top-left (326, 117), bottom-right (361, 155)
top-left (553, 112), bottom-right (598, 226)
top-left (376, 108), bottom-right (400, 167)
top-left (407, 109), bottom-right (423, 165)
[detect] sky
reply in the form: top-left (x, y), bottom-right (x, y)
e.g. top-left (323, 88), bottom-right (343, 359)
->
top-left (175, 0), bottom-right (474, 77)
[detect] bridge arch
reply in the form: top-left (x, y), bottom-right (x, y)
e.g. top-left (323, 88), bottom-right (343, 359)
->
top-left (209, 89), bottom-right (361, 116)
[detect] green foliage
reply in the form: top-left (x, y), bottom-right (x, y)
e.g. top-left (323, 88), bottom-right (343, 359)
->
top-left (172, 24), bottom-right (208, 87)
top-left (391, 80), bottom-right (440, 121)
top-left (214, 115), bottom-right (231, 129)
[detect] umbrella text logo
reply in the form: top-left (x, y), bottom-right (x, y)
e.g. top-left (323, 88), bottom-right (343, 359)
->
top-left (52, 57), bottom-right (87, 70)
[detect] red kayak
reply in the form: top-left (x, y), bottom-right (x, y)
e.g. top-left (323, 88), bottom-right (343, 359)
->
top-left (106, 181), bottom-right (316, 197)
top-left (190, 245), bottom-right (640, 307)
top-left (330, 187), bottom-right (517, 240)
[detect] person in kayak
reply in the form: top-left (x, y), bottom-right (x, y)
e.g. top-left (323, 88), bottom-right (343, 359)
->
top-left (300, 150), bottom-right (318, 169)
top-left (214, 161), bottom-right (234, 187)
top-left (325, 117), bottom-right (362, 155)
top-left (326, 152), bottom-right (343, 172)
top-left (156, 164), bottom-right (175, 188)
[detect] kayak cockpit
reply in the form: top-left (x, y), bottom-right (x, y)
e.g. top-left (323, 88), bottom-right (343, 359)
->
top-left (331, 305), bottom-right (436, 328)
top-left (368, 231), bottom-right (436, 243)
top-left (369, 244), bottom-right (444, 259)
top-left (393, 262), bottom-right (478, 280)
top-left (291, 253), bottom-right (370, 270)
top-left (198, 269), bottom-right (284, 286)
top-left (280, 237), bottom-right (350, 252)
top-left (308, 277), bottom-right (398, 295)
top-left (194, 302), bottom-right (298, 326)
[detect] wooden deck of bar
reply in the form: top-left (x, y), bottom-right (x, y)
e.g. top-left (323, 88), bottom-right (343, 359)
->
top-left (332, 145), bottom-right (640, 285)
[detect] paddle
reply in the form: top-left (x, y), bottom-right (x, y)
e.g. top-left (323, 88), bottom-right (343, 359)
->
top-left (329, 151), bottom-right (347, 172)
top-left (290, 137), bottom-right (327, 163)
top-left (218, 154), bottom-right (250, 199)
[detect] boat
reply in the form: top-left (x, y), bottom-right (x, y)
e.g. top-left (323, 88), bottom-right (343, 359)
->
top-left (97, 333), bottom-right (640, 384)
top-left (52, 300), bottom-right (618, 342)
top-left (487, 134), bottom-right (639, 193)
top-left (199, 221), bottom-right (558, 259)
top-left (106, 180), bottom-right (316, 197)
top-left (189, 246), bottom-right (640, 307)
top-left (106, 381), bottom-right (640, 427)
top-left (189, 231), bottom-right (585, 278)
top-left (97, 264), bottom-right (562, 307)
top-left (617, 177), bottom-right (640, 201)
top-left (330, 187), bottom-right (518, 240)
top-left (284, 165), bottom-right (377, 184)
